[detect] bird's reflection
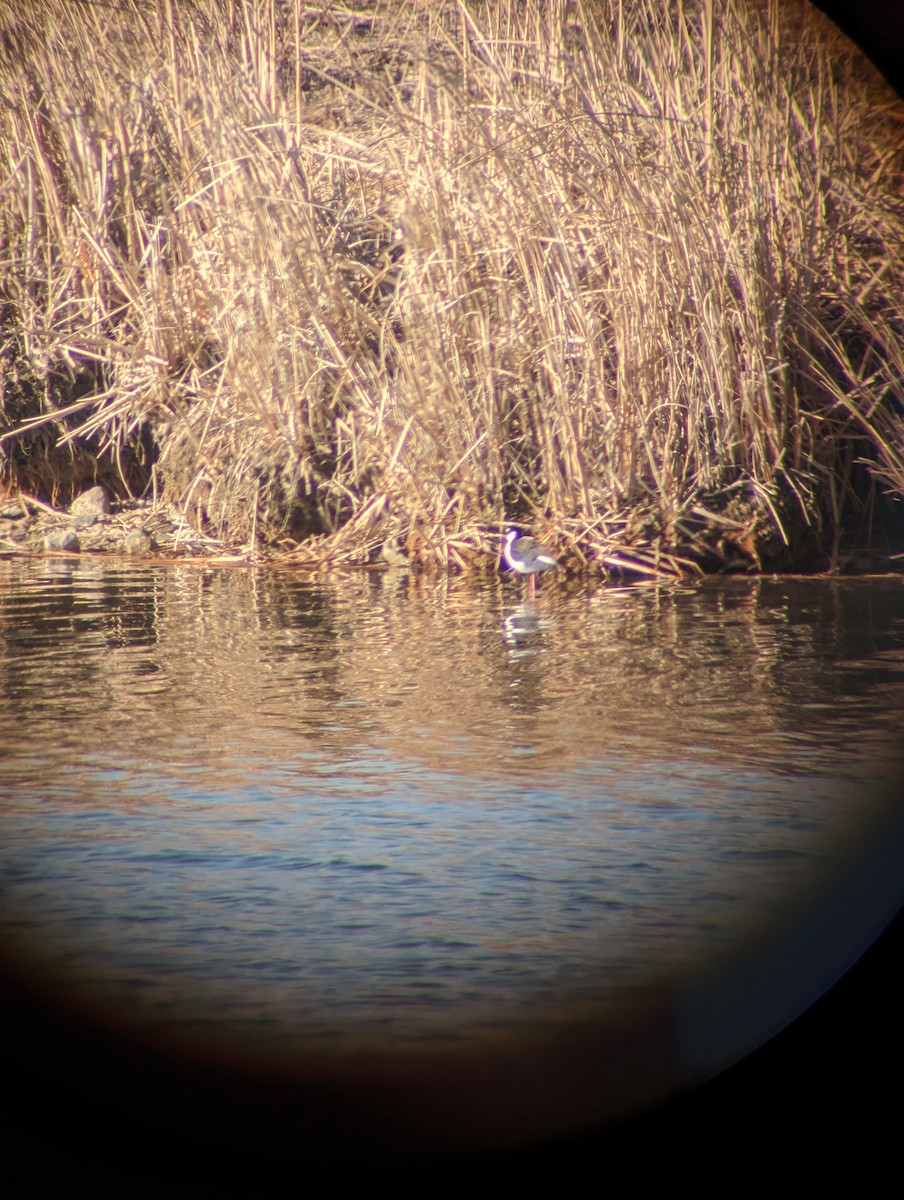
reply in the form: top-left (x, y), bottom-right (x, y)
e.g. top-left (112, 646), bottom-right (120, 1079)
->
top-left (502, 600), bottom-right (552, 647)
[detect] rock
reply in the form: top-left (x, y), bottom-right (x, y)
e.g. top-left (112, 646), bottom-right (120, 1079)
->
top-left (43, 529), bottom-right (81, 553)
top-left (70, 486), bottom-right (111, 518)
top-left (0, 520), bottom-right (28, 545)
top-left (121, 529), bottom-right (157, 555)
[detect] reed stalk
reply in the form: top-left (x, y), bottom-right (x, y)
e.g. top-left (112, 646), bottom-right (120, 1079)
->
top-left (1, 0), bottom-right (902, 571)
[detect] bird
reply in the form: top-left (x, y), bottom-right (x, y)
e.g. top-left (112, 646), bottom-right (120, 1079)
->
top-left (380, 534), bottom-right (409, 569)
top-left (502, 526), bottom-right (559, 598)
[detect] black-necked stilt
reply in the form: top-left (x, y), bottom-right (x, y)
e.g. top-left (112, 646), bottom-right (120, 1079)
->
top-left (503, 526), bottom-right (559, 598)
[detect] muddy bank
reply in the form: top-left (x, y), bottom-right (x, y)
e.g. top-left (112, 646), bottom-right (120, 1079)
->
top-left (0, 487), bottom-right (228, 562)
top-left (2, 483), bottom-right (902, 580)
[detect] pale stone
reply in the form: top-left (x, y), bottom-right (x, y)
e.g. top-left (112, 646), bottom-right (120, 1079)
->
top-left (121, 530), bottom-right (157, 555)
top-left (44, 529), bottom-right (81, 552)
top-left (70, 486), bottom-right (111, 517)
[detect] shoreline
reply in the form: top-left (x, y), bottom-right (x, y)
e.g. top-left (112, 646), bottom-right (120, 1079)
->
top-left (3, 485), bottom-right (902, 579)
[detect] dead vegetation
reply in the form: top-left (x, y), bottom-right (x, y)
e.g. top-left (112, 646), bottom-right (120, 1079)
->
top-left (1, 0), bottom-right (903, 575)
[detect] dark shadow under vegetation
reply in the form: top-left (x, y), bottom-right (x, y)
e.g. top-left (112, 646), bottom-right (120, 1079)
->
top-left (1, 0), bottom-right (903, 575)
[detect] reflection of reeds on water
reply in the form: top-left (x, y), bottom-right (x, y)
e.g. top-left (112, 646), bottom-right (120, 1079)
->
top-left (1, 3), bottom-right (903, 572)
top-left (4, 561), bottom-right (902, 793)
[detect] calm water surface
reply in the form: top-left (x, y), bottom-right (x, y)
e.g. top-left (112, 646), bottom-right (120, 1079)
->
top-left (0, 557), bottom-right (902, 1052)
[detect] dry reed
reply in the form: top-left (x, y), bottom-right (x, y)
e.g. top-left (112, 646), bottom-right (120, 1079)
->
top-left (1, 0), bottom-right (903, 572)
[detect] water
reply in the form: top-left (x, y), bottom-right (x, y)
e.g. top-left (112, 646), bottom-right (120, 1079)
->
top-left (0, 557), bottom-right (902, 1054)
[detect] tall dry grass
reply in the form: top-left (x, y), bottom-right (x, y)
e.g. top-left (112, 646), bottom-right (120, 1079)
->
top-left (1, 0), bottom-right (903, 571)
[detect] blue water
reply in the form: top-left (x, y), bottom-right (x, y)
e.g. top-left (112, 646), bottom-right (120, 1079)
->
top-left (0, 559), bottom-right (901, 1050)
